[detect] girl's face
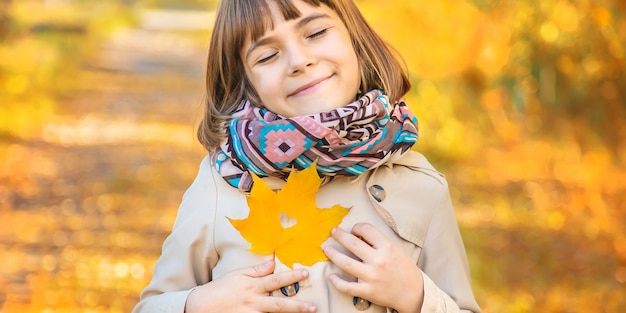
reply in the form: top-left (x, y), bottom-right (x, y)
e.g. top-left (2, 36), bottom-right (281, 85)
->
top-left (240, 0), bottom-right (361, 117)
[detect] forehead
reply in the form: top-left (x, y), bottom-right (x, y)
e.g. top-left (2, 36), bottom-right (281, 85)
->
top-left (241, 0), bottom-right (328, 42)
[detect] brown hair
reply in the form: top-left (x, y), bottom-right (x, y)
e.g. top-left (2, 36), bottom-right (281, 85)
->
top-left (197, 0), bottom-right (411, 152)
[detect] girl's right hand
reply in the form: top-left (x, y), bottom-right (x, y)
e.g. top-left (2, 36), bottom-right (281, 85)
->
top-left (184, 259), bottom-right (317, 313)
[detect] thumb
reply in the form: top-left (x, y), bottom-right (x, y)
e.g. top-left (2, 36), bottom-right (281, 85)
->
top-left (240, 259), bottom-right (275, 278)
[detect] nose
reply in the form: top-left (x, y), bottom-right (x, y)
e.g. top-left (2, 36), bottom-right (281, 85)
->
top-left (287, 42), bottom-right (316, 75)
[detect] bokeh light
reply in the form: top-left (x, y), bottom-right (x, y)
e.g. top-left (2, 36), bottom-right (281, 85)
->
top-left (1, 0), bottom-right (625, 312)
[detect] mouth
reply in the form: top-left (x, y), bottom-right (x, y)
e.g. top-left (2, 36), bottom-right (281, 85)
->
top-left (288, 75), bottom-right (333, 97)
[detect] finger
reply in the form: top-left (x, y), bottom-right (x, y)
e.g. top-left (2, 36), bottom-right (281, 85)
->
top-left (331, 227), bottom-right (375, 262)
top-left (323, 244), bottom-right (369, 279)
top-left (236, 259), bottom-right (275, 278)
top-left (257, 297), bottom-right (317, 313)
top-left (261, 268), bottom-right (310, 293)
top-left (327, 273), bottom-right (369, 298)
top-left (351, 223), bottom-right (388, 249)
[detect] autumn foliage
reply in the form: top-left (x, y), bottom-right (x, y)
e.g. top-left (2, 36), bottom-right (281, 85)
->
top-left (0, 0), bottom-right (625, 312)
top-left (229, 165), bottom-right (349, 269)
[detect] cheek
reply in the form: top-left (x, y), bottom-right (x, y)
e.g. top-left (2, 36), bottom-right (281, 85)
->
top-left (249, 74), bottom-right (282, 107)
top-left (347, 53), bottom-right (362, 90)
top-left (247, 69), bottom-right (274, 97)
top-left (337, 34), bottom-right (361, 85)
top-left (340, 43), bottom-right (360, 80)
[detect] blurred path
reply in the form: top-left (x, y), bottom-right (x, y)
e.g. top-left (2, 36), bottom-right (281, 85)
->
top-left (0, 10), bottom-right (210, 312)
top-left (2, 6), bottom-right (625, 313)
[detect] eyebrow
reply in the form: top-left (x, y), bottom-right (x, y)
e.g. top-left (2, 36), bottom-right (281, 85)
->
top-left (245, 12), bottom-right (331, 61)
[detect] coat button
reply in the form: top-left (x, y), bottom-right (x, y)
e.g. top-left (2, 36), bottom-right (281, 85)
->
top-left (353, 296), bottom-right (371, 310)
top-left (280, 282), bottom-right (299, 297)
top-left (368, 184), bottom-right (386, 202)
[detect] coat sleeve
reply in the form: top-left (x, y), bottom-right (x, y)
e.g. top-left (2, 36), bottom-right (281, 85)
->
top-left (133, 155), bottom-right (219, 313)
top-left (418, 182), bottom-right (482, 313)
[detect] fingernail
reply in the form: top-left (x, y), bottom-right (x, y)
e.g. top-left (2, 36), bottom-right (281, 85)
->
top-left (264, 260), bottom-right (272, 267)
top-left (308, 305), bottom-right (316, 312)
top-left (302, 269), bottom-right (309, 278)
top-left (327, 273), bottom-right (338, 283)
top-left (331, 228), bottom-right (337, 235)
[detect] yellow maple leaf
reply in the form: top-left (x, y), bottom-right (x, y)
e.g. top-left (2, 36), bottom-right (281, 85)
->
top-left (228, 163), bottom-right (350, 269)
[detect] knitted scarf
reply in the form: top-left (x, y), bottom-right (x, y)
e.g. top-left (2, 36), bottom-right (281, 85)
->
top-left (215, 89), bottom-right (419, 192)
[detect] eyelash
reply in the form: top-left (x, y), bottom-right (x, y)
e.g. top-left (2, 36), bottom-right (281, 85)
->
top-left (257, 53), bottom-right (277, 64)
top-left (254, 28), bottom-right (330, 65)
top-left (308, 28), bottom-right (329, 39)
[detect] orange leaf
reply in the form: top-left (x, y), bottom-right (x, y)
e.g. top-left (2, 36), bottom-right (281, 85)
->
top-left (228, 163), bottom-right (350, 268)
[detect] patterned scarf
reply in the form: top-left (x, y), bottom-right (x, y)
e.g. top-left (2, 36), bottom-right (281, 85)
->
top-left (215, 89), bottom-right (419, 191)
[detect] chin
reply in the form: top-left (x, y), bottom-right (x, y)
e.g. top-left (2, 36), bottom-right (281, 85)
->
top-left (289, 97), bottom-right (346, 116)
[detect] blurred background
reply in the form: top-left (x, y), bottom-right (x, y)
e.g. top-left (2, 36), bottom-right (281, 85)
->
top-left (0, 0), bottom-right (624, 312)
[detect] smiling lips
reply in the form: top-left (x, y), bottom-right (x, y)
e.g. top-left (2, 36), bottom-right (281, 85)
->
top-left (288, 75), bottom-right (333, 97)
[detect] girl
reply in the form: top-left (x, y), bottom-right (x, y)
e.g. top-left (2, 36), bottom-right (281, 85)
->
top-left (134, 0), bottom-right (482, 312)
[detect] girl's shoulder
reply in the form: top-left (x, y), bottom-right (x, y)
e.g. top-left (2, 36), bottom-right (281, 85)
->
top-left (377, 150), bottom-right (447, 188)
top-left (174, 154), bottom-right (223, 223)
top-left (387, 150), bottom-right (447, 185)
top-left (188, 154), bottom-right (220, 194)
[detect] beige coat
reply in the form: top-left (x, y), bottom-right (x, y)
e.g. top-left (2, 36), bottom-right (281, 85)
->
top-left (133, 151), bottom-right (482, 313)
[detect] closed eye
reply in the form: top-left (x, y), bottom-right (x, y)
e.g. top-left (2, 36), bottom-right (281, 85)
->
top-left (257, 52), bottom-right (278, 64)
top-left (307, 28), bottom-right (329, 39)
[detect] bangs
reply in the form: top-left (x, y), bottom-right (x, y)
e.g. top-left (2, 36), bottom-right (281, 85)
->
top-left (236, 0), bottom-right (326, 42)
top-left (201, 0), bottom-right (411, 151)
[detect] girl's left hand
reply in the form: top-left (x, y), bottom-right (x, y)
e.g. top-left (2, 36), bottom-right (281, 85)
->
top-left (323, 223), bottom-right (424, 313)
